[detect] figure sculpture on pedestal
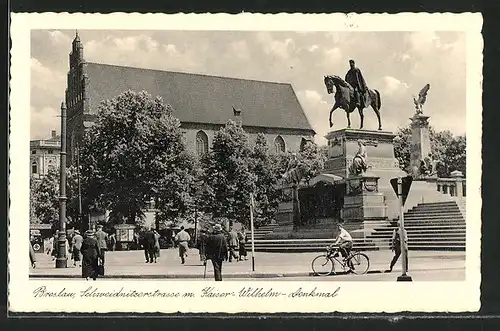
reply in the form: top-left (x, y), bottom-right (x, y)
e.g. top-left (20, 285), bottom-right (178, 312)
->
top-left (324, 60), bottom-right (383, 130)
top-left (413, 84), bottom-right (430, 115)
top-left (349, 140), bottom-right (368, 176)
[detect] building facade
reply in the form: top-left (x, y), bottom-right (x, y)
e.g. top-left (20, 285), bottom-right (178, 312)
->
top-left (64, 33), bottom-right (315, 165)
top-left (30, 130), bottom-right (60, 179)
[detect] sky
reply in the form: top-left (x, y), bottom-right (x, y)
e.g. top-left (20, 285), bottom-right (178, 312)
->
top-left (30, 29), bottom-right (466, 144)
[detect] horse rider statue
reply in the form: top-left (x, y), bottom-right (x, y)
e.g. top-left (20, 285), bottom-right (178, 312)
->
top-left (345, 59), bottom-right (368, 109)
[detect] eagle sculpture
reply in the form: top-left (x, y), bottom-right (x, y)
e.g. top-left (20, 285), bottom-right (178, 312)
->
top-left (413, 84), bottom-right (430, 114)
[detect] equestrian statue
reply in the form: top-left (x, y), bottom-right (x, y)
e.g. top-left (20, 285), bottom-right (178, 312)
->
top-left (324, 59), bottom-right (382, 130)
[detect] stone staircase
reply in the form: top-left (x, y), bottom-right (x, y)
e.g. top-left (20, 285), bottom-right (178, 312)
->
top-left (366, 200), bottom-right (466, 251)
top-left (246, 200), bottom-right (466, 252)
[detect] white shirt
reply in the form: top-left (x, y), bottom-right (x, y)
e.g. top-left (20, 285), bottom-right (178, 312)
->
top-left (336, 228), bottom-right (352, 243)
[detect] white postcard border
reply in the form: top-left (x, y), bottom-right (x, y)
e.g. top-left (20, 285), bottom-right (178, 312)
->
top-left (9, 12), bottom-right (483, 313)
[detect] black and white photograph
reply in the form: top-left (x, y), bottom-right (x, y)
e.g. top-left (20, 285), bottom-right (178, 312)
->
top-left (9, 13), bottom-right (482, 313)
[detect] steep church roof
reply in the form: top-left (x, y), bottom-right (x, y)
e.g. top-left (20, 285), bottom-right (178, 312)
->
top-left (84, 62), bottom-right (315, 133)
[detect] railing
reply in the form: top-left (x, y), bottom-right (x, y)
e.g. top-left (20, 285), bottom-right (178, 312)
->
top-left (434, 170), bottom-right (466, 198)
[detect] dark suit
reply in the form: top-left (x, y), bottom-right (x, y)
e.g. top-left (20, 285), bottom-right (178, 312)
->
top-left (205, 232), bottom-right (229, 281)
top-left (143, 230), bottom-right (156, 263)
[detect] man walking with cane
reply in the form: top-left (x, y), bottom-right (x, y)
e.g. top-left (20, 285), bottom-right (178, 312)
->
top-left (205, 224), bottom-right (228, 281)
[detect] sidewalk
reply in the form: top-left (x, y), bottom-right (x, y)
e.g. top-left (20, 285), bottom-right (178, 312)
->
top-left (29, 248), bottom-right (465, 279)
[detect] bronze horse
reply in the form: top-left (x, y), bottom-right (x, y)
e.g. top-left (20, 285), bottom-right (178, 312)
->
top-left (324, 75), bottom-right (382, 130)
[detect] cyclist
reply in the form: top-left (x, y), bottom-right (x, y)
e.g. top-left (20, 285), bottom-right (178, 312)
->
top-left (330, 223), bottom-right (354, 269)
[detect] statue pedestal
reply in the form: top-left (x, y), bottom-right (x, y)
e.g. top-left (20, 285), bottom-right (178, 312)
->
top-left (324, 128), bottom-right (405, 219)
top-left (342, 175), bottom-right (387, 222)
top-left (409, 113), bottom-right (431, 176)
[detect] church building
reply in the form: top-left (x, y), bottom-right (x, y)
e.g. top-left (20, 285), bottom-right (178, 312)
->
top-left (64, 32), bottom-right (315, 166)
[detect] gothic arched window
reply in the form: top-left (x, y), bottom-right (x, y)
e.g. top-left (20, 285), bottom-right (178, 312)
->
top-left (196, 130), bottom-right (209, 157)
top-left (31, 162), bottom-right (38, 175)
top-left (300, 138), bottom-right (308, 151)
top-left (274, 135), bottom-right (286, 153)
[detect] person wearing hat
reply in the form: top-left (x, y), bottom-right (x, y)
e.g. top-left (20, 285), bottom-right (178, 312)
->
top-left (71, 229), bottom-right (84, 267)
top-left (174, 226), bottom-right (191, 264)
top-left (205, 224), bottom-right (229, 281)
top-left (95, 225), bottom-right (109, 265)
top-left (81, 230), bottom-right (100, 280)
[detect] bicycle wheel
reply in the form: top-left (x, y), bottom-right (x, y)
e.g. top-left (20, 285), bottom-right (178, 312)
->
top-left (349, 252), bottom-right (370, 275)
top-left (311, 254), bottom-right (334, 276)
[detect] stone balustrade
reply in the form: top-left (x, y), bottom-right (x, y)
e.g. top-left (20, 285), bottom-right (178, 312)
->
top-left (434, 170), bottom-right (466, 198)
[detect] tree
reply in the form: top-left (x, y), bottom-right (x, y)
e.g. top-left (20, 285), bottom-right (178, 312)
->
top-left (30, 168), bottom-right (60, 226)
top-left (443, 135), bottom-right (466, 176)
top-left (250, 133), bottom-right (280, 225)
top-left (296, 141), bottom-right (326, 183)
top-left (201, 120), bottom-right (256, 226)
top-left (394, 126), bottom-right (412, 171)
top-left (30, 166), bottom-right (80, 229)
top-left (79, 90), bottom-right (196, 226)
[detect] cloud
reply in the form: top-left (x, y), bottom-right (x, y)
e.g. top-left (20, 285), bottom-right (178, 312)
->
top-left (30, 106), bottom-right (60, 140)
top-left (381, 76), bottom-right (409, 96)
top-left (255, 32), bottom-right (295, 60)
top-left (47, 30), bottom-right (71, 45)
top-left (308, 45), bottom-right (319, 52)
top-left (322, 48), bottom-right (342, 67)
top-left (226, 40), bottom-right (251, 61)
top-left (31, 57), bottom-right (66, 99)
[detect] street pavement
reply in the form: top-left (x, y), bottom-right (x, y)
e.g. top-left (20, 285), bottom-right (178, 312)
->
top-left (30, 248), bottom-right (465, 281)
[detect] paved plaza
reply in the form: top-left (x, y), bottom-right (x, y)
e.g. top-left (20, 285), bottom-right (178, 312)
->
top-left (30, 248), bottom-right (465, 281)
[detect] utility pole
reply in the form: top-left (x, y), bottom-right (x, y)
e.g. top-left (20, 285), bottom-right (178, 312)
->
top-left (56, 101), bottom-right (67, 268)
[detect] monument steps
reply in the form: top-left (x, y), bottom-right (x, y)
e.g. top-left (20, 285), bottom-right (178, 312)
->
top-left (247, 200), bottom-right (466, 252)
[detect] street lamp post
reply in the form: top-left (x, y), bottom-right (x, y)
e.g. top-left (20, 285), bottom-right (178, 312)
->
top-left (76, 142), bottom-right (83, 230)
top-left (56, 101), bottom-right (68, 268)
top-left (397, 177), bottom-right (412, 281)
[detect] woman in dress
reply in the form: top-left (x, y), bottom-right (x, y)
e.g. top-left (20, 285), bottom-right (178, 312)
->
top-left (80, 230), bottom-right (100, 281)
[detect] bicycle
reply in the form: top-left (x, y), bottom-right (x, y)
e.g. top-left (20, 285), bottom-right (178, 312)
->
top-left (311, 245), bottom-right (370, 276)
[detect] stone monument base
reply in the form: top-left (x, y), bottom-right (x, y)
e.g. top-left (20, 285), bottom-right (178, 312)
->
top-left (324, 128), bottom-right (406, 219)
top-left (341, 175), bottom-right (389, 238)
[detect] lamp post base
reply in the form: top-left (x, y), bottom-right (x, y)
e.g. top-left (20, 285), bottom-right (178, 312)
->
top-left (397, 275), bottom-right (413, 282)
top-left (55, 257), bottom-right (67, 268)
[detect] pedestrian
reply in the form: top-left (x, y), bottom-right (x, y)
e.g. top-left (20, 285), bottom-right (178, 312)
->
top-left (81, 230), bottom-right (100, 281)
top-left (153, 230), bottom-right (161, 261)
top-left (143, 226), bottom-right (156, 263)
top-left (109, 233), bottom-right (116, 251)
top-left (385, 225), bottom-right (408, 273)
top-left (72, 229), bottom-right (83, 267)
top-left (197, 230), bottom-right (208, 263)
top-left (237, 226), bottom-right (248, 261)
top-left (133, 232), bottom-right (140, 250)
top-left (29, 240), bottom-right (36, 269)
top-left (228, 226), bottom-right (239, 262)
top-left (205, 224), bottom-right (229, 281)
top-left (174, 226), bottom-right (191, 264)
top-left (51, 231), bottom-right (58, 261)
top-left (170, 232), bottom-right (176, 248)
top-left (67, 229), bottom-right (74, 260)
top-left (45, 236), bottom-right (53, 256)
top-left (95, 225), bottom-right (108, 265)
